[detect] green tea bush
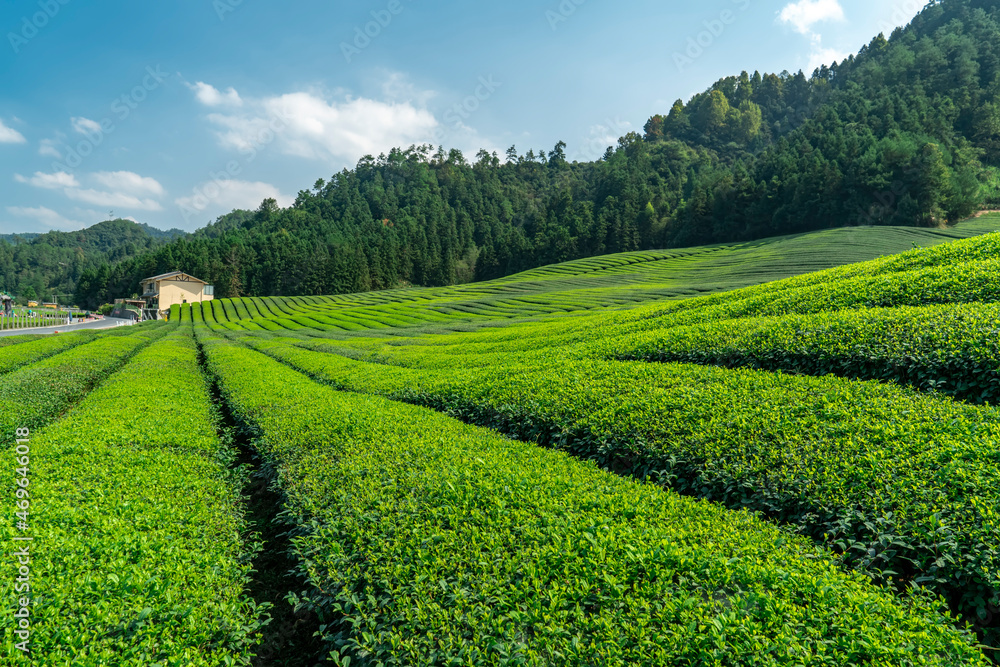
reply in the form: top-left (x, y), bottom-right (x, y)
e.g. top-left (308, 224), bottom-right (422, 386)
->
top-left (0, 329), bottom-right (263, 665)
top-left (0, 334), bottom-right (45, 348)
top-left (600, 302), bottom-right (1000, 404)
top-left (200, 329), bottom-right (988, 666)
top-left (0, 331), bottom-right (97, 376)
top-left (617, 258), bottom-right (1000, 333)
top-left (244, 335), bottom-right (1000, 646)
top-left (0, 323), bottom-right (169, 440)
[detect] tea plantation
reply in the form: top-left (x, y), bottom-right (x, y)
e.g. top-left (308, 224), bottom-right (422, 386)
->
top-left (3, 216), bottom-right (1000, 665)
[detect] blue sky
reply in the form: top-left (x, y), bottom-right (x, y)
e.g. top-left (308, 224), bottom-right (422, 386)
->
top-left (0, 0), bottom-right (925, 234)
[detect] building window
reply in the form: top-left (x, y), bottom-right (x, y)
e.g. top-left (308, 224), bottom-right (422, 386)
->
top-left (204, 285), bottom-right (214, 296)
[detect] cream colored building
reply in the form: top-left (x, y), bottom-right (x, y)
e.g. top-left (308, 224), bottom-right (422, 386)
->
top-left (141, 271), bottom-right (214, 318)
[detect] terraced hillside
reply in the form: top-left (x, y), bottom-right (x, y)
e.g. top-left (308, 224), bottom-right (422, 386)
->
top-left (178, 218), bottom-right (1000, 338)
top-left (4, 217), bottom-right (1000, 665)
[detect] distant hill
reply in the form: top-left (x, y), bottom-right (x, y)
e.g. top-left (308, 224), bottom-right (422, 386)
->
top-left (66, 0), bottom-right (1000, 307)
top-left (136, 222), bottom-right (187, 241)
top-left (0, 233), bottom-right (40, 243)
top-left (0, 219), bottom-right (185, 304)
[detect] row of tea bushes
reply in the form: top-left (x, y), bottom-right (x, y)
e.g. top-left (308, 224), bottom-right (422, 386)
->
top-left (0, 329), bottom-right (263, 665)
top-left (0, 333), bottom-right (44, 348)
top-left (0, 331), bottom-right (100, 376)
top-left (198, 328), bottom-right (989, 666)
top-left (240, 333), bottom-right (1000, 646)
top-left (0, 323), bottom-right (169, 441)
top-left (614, 232), bottom-right (1000, 327)
top-left (598, 302), bottom-right (1000, 404)
top-left (615, 257), bottom-right (1000, 334)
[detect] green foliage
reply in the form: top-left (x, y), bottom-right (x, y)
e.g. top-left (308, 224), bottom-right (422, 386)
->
top-left (0, 333), bottom-right (44, 348)
top-left (0, 219), bottom-right (180, 306)
top-left (0, 331), bottom-right (98, 376)
top-left (173, 221), bottom-right (1000, 340)
top-left (0, 322), bottom-right (168, 440)
top-left (238, 331), bottom-right (1000, 650)
top-left (198, 231), bottom-right (1000, 650)
top-left (0, 330), bottom-right (263, 665)
top-left (602, 302), bottom-right (1000, 403)
top-left (199, 329), bottom-right (987, 666)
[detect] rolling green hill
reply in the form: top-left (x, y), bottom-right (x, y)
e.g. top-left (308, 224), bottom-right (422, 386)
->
top-left (174, 214), bottom-right (1000, 661)
top-left (3, 215), bottom-right (1000, 664)
top-left (0, 218), bottom-right (183, 305)
top-left (181, 214), bottom-right (1000, 337)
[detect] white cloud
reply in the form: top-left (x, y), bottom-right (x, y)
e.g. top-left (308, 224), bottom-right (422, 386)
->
top-left (71, 117), bottom-right (102, 136)
top-left (92, 171), bottom-right (165, 197)
top-left (196, 77), bottom-right (441, 166)
top-left (15, 171), bottom-right (80, 189)
top-left (6, 206), bottom-right (85, 230)
top-left (64, 188), bottom-right (163, 211)
top-left (573, 118), bottom-right (633, 162)
top-left (176, 179), bottom-right (293, 219)
top-left (264, 92), bottom-right (439, 161)
top-left (778, 0), bottom-right (845, 34)
top-left (205, 112), bottom-right (277, 153)
top-left (778, 0), bottom-right (849, 72)
top-left (807, 36), bottom-right (851, 70)
top-left (187, 81), bottom-right (243, 107)
top-left (380, 72), bottom-right (436, 106)
top-left (0, 119), bottom-right (26, 144)
top-left (15, 169), bottom-right (164, 212)
top-left (39, 138), bottom-right (61, 158)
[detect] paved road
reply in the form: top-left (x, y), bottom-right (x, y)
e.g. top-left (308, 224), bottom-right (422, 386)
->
top-left (0, 317), bottom-right (138, 337)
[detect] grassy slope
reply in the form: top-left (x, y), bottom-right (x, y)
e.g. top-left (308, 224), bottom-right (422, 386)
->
top-left (206, 216), bottom-right (1000, 337)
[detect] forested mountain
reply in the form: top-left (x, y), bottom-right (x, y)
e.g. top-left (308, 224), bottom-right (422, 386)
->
top-left (0, 219), bottom-right (183, 303)
top-left (63, 0), bottom-right (1000, 307)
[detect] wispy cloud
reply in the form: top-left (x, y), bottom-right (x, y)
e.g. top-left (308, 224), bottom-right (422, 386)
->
top-left (6, 206), bottom-right (85, 230)
top-left (71, 117), bottom-right (102, 136)
top-left (778, 0), bottom-right (849, 70)
top-left (0, 119), bottom-right (27, 144)
top-left (778, 0), bottom-right (845, 34)
top-left (64, 188), bottom-right (163, 211)
top-left (92, 170), bottom-right (165, 197)
top-left (175, 179), bottom-right (293, 218)
top-left (190, 76), bottom-right (441, 166)
top-left (186, 81), bottom-right (244, 107)
top-left (39, 138), bottom-right (62, 158)
top-left (15, 171), bottom-right (80, 189)
top-left (14, 170), bottom-right (165, 212)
